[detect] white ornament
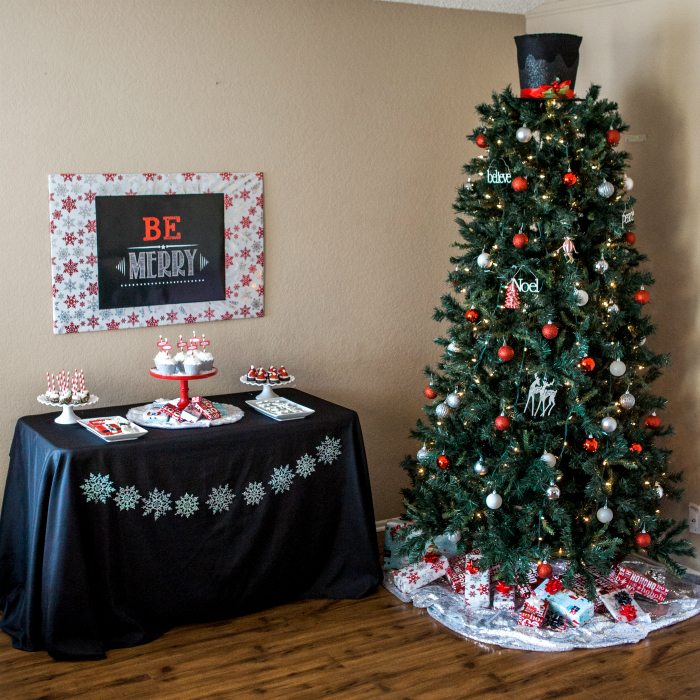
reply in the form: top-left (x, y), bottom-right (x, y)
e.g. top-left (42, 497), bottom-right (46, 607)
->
top-left (477, 252), bottom-right (493, 269)
top-left (474, 458), bottom-right (488, 476)
top-left (558, 236), bottom-right (578, 262)
top-left (446, 341), bottom-right (460, 353)
top-left (596, 504), bottom-right (614, 523)
top-left (624, 175), bottom-right (634, 191)
top-left (486, 491), bottom-right (503, 510)
top-left (524, 374), bottom-right (557, 417)
top-left (601, 416), bottom-right (618, 433)
top-left (546, 483), bottom-right (561, 500)
top-left (608, 303), bottom-right (620, 314)
top-left (417, 444), bottom-right (431, 462)
top-left (516, 125), bottom-right (532, 143)
top-left (597, 179), bottom-right (614, 198)
top-left (574, 289), bottom-right (589, 306)
top-left (610, 360), bottom-right (627, 377)
top-left (655, 482), bottom-right (664, 498)
top-left (620, 390), bottom-right (636, 409)
top-left (446, 392), bottom-right (461, 409)
top-left (540, 451), bottom-right (557, 467)
top-left (435, 402), bottom-right (451, 419)
top-left (595, 257), bottom-right (609, 274)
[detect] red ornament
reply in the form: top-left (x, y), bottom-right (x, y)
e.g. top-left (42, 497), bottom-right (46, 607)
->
top-left (634, 287), bottom-right (651, 305)
top-left (583, 436), bottom-right (599, 453)
top-left (624, 231), bottom-right (636, 245)
top-left (497, 344), bottom-right (515, 362)
top-left (537, 562), bottom-right (553, 580)
top-left (437, 454), bottom-right (450, 470)
top-left (475, 133), bottom-right (488, 149)
top-left (579, 357), bottom-right (596, 372)
top-left (635, 531), bottom-right (652, 548)
top-left (606, 128), bottom-right (621, 146)
top-left (511, 176), bottom-right (528, 192)
top-left (562, 171), bottom-right (578, 187)
top-left (465, 308), bottom-right (480, 323)
top-left (645, 412), bottom-right (661, 429)
top-left (512, 232), bottom-right (529, 249)
top-left (423, 386), bottom-right (437, 400)
top-left (494, 414), bottom-right (511, 431)
top-left (542, 322), bottom-right (559, 339)
top-left (629, 442), bottom-right (644, 454)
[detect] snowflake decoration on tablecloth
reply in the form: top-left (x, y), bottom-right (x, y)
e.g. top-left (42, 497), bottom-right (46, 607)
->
top-left (243, 481), bottom-right (266, 506)
top-left (175, 493), bottom-right (199, 518)
top-left (142, 488), bottom-right (173, 520)
top-left (114, 485), bottom-right (141, 511)
top-left (269, 465), bottom-right (294, 494)
top-left (206, 484), bottom-right (235, 514)
top-left (316, 436), bottom-right (342, 465)
top-left (295, 454), bottom-right (316, 479)
top-left (80, 473), bottom-right (115, 503)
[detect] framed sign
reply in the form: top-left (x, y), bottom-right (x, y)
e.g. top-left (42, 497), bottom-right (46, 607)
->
top-left (48, 172), bottom-right (264, 334)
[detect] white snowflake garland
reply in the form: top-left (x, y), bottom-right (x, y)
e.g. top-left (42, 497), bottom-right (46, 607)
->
top-left (295, 454), bottom-right (317, 478)
top-left (269, 465), bottom-right (294, 494)
top-left (316, 436), bottom-right (342, 465)
top-left (142, 488), bottom-right (173, 520)
top-left (243, 481), bottom-right (266, 506)
top-left (206, 484), bottom-right (235, 514)
top-left (175, 493), bottom-right (199, 518)
top-left (114, 485), bottom-right (141, 511)
top-left (80, 473), bottom-right (115, 503)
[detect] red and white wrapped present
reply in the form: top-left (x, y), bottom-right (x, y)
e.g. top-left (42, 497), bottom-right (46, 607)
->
top-left (463, 550), bottom-right (491, 608)
top-left (492, 580), bottom-right (515, 611)
top-left (191, 396), bottom-right (222, 420)
top-left (517, 596), bottom-right (549, 628)
top-left (609, 564), bottom-right (668, 603)
top-left (445, 555), bottom-right (467, 594)
top-left (161, 404), bottom-right (184, 422)
top-left (598, 588), bottom-right (651, 624)
top-left (390, 551), bottom-right (449, 595)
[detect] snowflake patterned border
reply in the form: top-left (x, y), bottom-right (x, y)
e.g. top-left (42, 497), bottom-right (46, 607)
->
top-left (269, 465), bottom-right (295, 494)
top-left (142, 488), bottom-right (173, 520)
top-left (243, 481), bottom-right (266, 506)
top-left (316, 436), bottom-right (342, 465)
top-left (80, 473), bottom-right (115, 504)
top-left (114, 485), bottom-right (141, 511)
top-left (206, 484), bottom-right (235, 514)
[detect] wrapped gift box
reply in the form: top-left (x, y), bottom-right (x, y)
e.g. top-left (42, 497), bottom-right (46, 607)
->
top-left (518, 596), bottom-right (548, 628)
top-left (598, 588), bottom-right (652, 624)
top-left (463, 550), bottom-right (491, 608)
top-left (534, 577), bottom-right (594, 626)
top-left (383, 519), bottom-right (412, 570)
top-left (609, 564), bottom-right (668, 603)
top-left (446, 555), bottom-right (467, 594)
top-left (492, 581), bottom-right (515, 611)
top-left (390, 553), bottom-right (449, 595)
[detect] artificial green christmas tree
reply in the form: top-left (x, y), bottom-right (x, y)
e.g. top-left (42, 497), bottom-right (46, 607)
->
top-left (400, 34), bottom-right (693, 587)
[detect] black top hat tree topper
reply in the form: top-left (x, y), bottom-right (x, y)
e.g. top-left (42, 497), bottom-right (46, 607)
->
top-left (515, 33), bottom-right (582, 99)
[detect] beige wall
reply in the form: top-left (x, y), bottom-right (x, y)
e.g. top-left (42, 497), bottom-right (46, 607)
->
top-left (0, 1), bottom-right (523, 520)
top-left (529, 0), bottom-right (700, 568)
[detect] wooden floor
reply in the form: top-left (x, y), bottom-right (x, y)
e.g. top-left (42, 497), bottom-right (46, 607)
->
top-left (1, 587), bottom-right (699, 700)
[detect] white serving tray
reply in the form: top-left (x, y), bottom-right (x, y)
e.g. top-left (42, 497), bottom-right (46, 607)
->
top-left (245, 398), bottom-right (314, 421)
top-left (78, 416), bottom-right (148, 442)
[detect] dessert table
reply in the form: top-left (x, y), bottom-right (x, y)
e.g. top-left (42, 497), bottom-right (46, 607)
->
top-left (0, 389), bottom-right (381, 659)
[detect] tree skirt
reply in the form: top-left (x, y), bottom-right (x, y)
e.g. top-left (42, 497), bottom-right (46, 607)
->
top-left (383, 558), bottom-right (700, 652)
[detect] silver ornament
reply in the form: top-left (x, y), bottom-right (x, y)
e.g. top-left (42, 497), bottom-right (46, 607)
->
top-left (540, 451), bottom-right (557, 467)
top-left (473, 459), bottom-right (488, 476)
top-left (435, 402), bottom-right (451, 419)
top-left (654, 482), bottom-right (664, 498)
top-left (516, 126), bottom-right (532, 143)
top-left (610, 360), bottom-right (627, 377)
top-left (596, 504), bottom-right (614, 523)
top-left (601, 416), bottom-right (618, 433)
top-left (574, 289), bottom-right (589, 306)
top-left (446, 392), bottom-right (461, 409)
top-left (639, 337), bottom-right (647, 346)
top-left (620, 390), bottom-right (636, 409)
top-left (446, 530), bottom-right (462, 544)
top-left (595, 257), bottom-right (609, 274)
top-left (624, 175), bottom-right (634, 191)
top-left (486, 491), bottom-right (502, 510)
top-left (546, 483), bottom-right (561, 500)
top-left (608, 303), bottom-right (620, 314)
top-left (417, 444), bottom-right (431, 462)
top-left (446, 341), bottom-right (461, 354)
top-left (477, 252), bottom-right (493, 269)
top-left (597, 179), bottom-right (614, 198)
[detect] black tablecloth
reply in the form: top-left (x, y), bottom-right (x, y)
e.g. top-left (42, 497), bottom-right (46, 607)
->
top-left (0, 389), bottom-right (380, 659)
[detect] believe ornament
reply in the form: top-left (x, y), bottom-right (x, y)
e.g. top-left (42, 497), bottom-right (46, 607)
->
top-left (423, 386), bottom-right (437, 399)
top-left (465, 307), bottom-right (480, 323)
top-left (486, 490), bottom-right (503, 509)
top-left (437, 454), bottom-right (450, 469)
top-left (497, 344), bottom-right (515, 362)
top-left (475, 133), bottom-right (488, 149)
top-left (606, 128), bottom-right (621, 145)
top-left (511, 175), bottom-right (528, 192)
top-left (513, 232), bottom-right (529, 249)
top-left (645, 412), bottom-right (661, 429)
top-left (634, 287), bottom-right (651, 305)
top-left (542, 321), bottom-right (559, 339)
top-left (583, 435), bottom-right (599, 453)
top-left (494, 414), bottom-right (511, 431)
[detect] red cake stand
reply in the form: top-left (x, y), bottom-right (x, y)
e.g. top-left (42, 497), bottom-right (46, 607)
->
top-left (149, 368), bottom-right (217, 409)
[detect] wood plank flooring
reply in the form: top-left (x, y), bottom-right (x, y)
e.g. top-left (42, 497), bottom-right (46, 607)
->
top-left (1, 587), bottom-right (699, 699)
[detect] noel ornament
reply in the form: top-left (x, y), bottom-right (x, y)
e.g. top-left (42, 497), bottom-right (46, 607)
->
top-left (597, 179), bottom-right (614, 198)
top-left (524, 375), bottom-right (557, 417)
top-left (595, 257), bottom-right (609, 274)
top-left (477, 252), bottom-right (493, 269)
top-left (540, 451), bottom-right (557, 467)
top-left (473, 458), bottom-right (488, 476)
top-left (597, 503), bottom-right (614, 523)
top-left (620, 390), bottom-right (636, 409)
top-left (435, 402), bottom-right (451, 419)
top-left (546, 482), bottom-right (561, 500)
top-left (516, 125), bottom-right (532, 143)
top-left (558, 236), bottom-right (578, 262)
top-left (609, 360), bottom-right (627, 377)
top-left (574, 289), bottom-right (589, 306)
top-left (601, 416), bottom-right (618, 433)
top-left (446, 391), bottom-right (461, 409)
top-left (486, 491), bottom-right (503, 510)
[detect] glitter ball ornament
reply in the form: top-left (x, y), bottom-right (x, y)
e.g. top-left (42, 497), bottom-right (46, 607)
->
top-left (629, 442), bottom-right (643, 454)
top-left (595, 257), bottom-right (609, 274)
top-left (540, 452), bottom-right (557, 467)
top-left (437, 454), bottom-right (450, 469)
top-left (580, 357), bottom-right (596, 372)
top-left (465, 308), bottom-right (480, 323)
top-left (516, 125), bottom-right (532, 143)
top-left (537, 562), bottom-right (553, 579)
top-left (620, 390), bottom-right (636, 409)
top-left (546, 482), bottom-right (561, 500)
top-left (417, 444), bottom-right (431, 462)
top-left (475, 133), bottom-right (488, 148)
top-left (562, 170), bottom-right (578, 187)
top-left (634, 287), bottom-right (651, 304)
top-left (497, 344), bottom-right (515, 362)
top-left (606, 128), bottom-right (621, 145)
top-left (542, 322), bottom-right (559, 339)
top-left (423, 386), bottom-right (437, 399)
top-left (610, 360), bottom-right (627, 377)
top-left (435, 402), bottom-right (451, 419)
top-left (635, 531), bottom-right (652, 548)
top-left (574, 289), bottom-right (589, 306)
top-left (597, 504), bottom-right (614, 523)
top-left (624, 231), bottom-right (637, 245)
top-left (624, 175), bottom-right (634, 191)
top-left (645, 412), bottom-right (661, 429)
top-left (511, 176), bottom-right (528, 192)
top-left (446, 392), bottom-right (461, 409)
top-left (473, 458), bottom-right (488, 476)
top-left (601, 416), bottom-right (618, 433)
top-left (597, 179), bottom-right (614, 198)
top-left (477, 252), bottom-right (493, 269)
top-left (583, 435), bottom-right (599, 453)
top-left (513, 232), bottom-right (529, 249)
top-left (494, 414), bottom-right (511, 431)
top-left (486, 491), bottom-right (503, 510)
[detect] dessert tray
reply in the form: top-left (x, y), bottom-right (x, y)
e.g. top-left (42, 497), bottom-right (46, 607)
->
top-left (37, 394), bottom-right (99, 425)
top-left (245, 397), bottom-right (314, 421)
top-left (78, 416), bottom-right (148, 442)
top-left (127, 401), bottom-right (244, 429)
top-left (240, 375), bottom-right (295, 401)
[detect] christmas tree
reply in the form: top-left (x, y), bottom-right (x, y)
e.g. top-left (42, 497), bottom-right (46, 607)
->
top-left (401, 34), bottom-right (693, 586)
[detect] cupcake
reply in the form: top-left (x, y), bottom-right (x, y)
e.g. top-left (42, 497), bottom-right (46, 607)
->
top-left (155, 350), bottom-right (176, 375)
top-left (197, 348), bottom-right (214, 372)
top-left (184, 353), bottom-right (202, 376)
top-left (172, 350), bottom-right (186, 374)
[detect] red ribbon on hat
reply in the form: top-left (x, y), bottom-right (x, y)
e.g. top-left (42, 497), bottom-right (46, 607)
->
top-left (521, 80), bottom-right (575, 99)
top-left (544, 577), bottom-right (564, 594)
